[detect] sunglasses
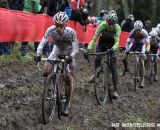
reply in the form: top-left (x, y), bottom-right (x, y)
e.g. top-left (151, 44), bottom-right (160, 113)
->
top-left (55, 24), bottom-right (65, 28)
top-left (108, 22), bottom-right (116, 26)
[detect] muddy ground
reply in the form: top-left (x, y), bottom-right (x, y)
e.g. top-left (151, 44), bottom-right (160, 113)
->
top-left (0, 51), bottom-right (160, 130)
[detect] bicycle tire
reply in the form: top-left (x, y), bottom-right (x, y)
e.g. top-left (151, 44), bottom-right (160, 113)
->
top-left (133, 62), bottom-right (139, 91)
top-left (56, 74), bottom-right (66, 119)
top-left (94, 66), bottom-right (108, 105)
top-left (42, 74), bottom-right (57, 124)
top-left (149, 62), bottom-right (155, 85)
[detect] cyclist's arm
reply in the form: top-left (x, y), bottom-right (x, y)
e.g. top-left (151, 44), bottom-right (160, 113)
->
top-left (125, 29), bottom-right (134, 51)
top-left (143, 30), bottom-right (150, 51)
top-left (37, 26), bottom-right (53, 55)
top-left (70, 30), bottom-right (79, 57)
top-left (87, 22), bottom-right (105, 50)
top-left (112, 24), bottom-right (121, 51)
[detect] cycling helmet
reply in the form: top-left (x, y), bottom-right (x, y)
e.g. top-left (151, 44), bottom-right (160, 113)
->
top-left (127, 14), bottom-right (134, 20)
top-left (156, 23), bottom-right (160, 28)
top-left (149, 30), bottom-right (158, 37)
top-left (53, 11), bottom-right (69, 24)
top-left (100, 10), bottom-right (108, 17)
top-left (155, 27), bottom-right (160, 35)
top-left (134, 20), bottom-right (143, 30)
top-left (106, 13), bottom-right (118, 23)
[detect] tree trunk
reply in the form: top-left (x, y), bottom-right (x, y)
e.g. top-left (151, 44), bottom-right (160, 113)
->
top-left (122, 0), bottom-right (129, 18)
top-left (151, 0), bottom-right (157, 26)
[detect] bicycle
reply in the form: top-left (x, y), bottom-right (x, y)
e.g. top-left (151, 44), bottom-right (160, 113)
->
top-left (81, 48), bottom-right (112, 105)
top-left (129, 52), bottom-right (144, 91)
top-left (146, 54), bottom-right (158, 85)
top-left (37, 56), bottom-right (70, 124)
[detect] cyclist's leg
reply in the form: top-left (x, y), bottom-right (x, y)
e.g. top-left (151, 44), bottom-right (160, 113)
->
top-left (151, 49), bottom-right (158, 81)
top-left (110, 52), bottom-right (119, 98)
top-left (121, 43), bottom-right (136, 76)
top-left (88, 45), bottom-right (102, 83)
top-left (43, 60), bottom-right (54, 77)
top-left (63, 60), bottom-right (75, 115)
top-left (95, 45), bottom-right (102, 70)
top-left (138, 43), bottom-right (145, 87)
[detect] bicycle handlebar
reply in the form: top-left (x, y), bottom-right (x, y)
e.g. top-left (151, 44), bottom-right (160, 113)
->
top-left (80, 48), bottom-right (109, 55)
top-left (36, 58), bottom-right (70, 72)
top-left (129, 52), bottom-right (145, 55)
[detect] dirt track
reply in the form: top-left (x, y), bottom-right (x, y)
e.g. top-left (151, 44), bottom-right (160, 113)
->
top-left (0, 52), bottom-right (160, 130)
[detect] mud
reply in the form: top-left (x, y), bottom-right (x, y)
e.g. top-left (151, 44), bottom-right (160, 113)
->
top-left (0, 52), bottom-right (160, 130)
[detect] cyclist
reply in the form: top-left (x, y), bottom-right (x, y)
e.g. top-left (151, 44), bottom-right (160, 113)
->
top-left (34, 11), bottom-right (79, 115)
top-left (148, 29), bottom-right (160, 81)
top-left (121, 20), bottom-right (150, 88)
top-left (87, 13), bottom-right (121, 99)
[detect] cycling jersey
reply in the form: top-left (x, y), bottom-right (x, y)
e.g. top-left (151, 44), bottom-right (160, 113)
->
top-left (37, 26), bottom-right (79, 60)
top-left (128, 29), bottom-right (148, 43)
top-left (87, 22), bottom-right (121, 50)
top-left (126, 29), bottom-right (149, 53)
top-left (149, 37), bottom-right (160, 54)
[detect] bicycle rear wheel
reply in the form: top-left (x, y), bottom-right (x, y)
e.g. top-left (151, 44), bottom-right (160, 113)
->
top-left (42, 74), bottom-right (57, 124)
top-left (149, 62), bottom-right (155, 85)
top-left (56, 74), bottom-right (66, 119)
top-left (94, 66), bottom-right (108, 105)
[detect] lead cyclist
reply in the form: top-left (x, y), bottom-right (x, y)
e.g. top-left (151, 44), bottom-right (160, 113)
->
top-left (34, 11), bottom-right (79, 115)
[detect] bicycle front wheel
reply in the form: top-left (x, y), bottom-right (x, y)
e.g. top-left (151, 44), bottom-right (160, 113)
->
top-left (42, 74), bottom-right (57, 124)
top-left (133, 62), bottom-right (139, 91)
top-left (94, 66), bottom-right (108, 105)
top-left (56, 74), bottom-right (66, 119)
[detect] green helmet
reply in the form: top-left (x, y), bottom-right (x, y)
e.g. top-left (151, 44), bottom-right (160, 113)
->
top-left (106, 13), bottom-right (118, 23)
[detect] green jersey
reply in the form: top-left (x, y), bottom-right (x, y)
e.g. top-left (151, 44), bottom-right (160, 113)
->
top-left (88, 22), bottom-right (121, 50)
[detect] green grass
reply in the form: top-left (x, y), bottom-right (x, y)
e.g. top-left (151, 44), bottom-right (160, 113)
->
top-left (0, 42), bottom-right (35, 62)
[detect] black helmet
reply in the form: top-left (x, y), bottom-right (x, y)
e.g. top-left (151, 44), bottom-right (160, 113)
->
top-left (100, 10), bottom-right (108, 17)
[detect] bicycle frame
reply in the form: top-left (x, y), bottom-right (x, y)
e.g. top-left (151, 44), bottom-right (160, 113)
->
top-left (80, 48), bottom-right (112, 105)
top-left (129, 52), bottom-right (144, 91)
top-left (39, 57), bottom-right (70, 123)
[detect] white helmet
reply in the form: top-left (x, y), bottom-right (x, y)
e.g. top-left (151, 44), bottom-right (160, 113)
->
top-left (134, 20), bottom-right (143, 30)
top-left (155, 27), bottom-right (160, 35)
top-left (149, 30), bottom-right (158, 37)
top-left (156, 23), bottom-right (160, 28)
top-left (53, 11), bottom-right (69, 24)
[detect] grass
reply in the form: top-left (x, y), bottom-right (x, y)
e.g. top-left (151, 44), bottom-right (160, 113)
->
top-left (0, 42), bottom-right (35, 62)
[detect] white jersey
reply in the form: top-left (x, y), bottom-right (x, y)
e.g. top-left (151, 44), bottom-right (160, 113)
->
top-left (37, 25), bottom-right (79, 60)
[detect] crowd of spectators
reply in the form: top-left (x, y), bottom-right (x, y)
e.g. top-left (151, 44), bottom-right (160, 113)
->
top-left (0, 0), bottom-right (96, 56)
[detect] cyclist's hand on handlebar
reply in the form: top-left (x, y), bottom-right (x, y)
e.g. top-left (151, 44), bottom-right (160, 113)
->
top-left (125, 50), bottom-right (130, 55)
top-left (83, 49), bottom-right (89, 59)
top-left (34, 55), bottom-right (41, 63)
top-left (145, 50), bottom-right (149, 55)
top-left (65, 55), bottom-right (72, 64)
top-left (108, 48), bottom-right (114, 54)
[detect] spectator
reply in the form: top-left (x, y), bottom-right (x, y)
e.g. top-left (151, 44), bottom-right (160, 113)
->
top-left (0, 0), bottom-right (11, 55)
top-left (71, 0), bottom-right (85, 11)
top-left (40, 0), bottom-right (70, 17)
top-left (96, 10), bottom-right (108, 24)
top-left (21, 0), bottom-right (49, 56)
top-left (121, 14), bottom-right (135, 32)
top-left (8, 0), bottom-right (24, 53)
top-left (70, 3), bottom-right (94, 26)
top-left (8, 0), bottom-right (24, 11)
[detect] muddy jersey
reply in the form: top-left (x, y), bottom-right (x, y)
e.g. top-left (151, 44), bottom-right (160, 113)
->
top-left (129, 29), bottom-right (149, 43)
top-left (87, 22), bottom-right (121, 50)
top-left (37, 25), bottom-right (79, 60)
